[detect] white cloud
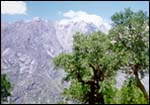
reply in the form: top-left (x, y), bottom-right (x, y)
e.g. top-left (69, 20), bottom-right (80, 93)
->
top-left (63, 10), bottom-right (88, 18)
top-left (1, 1), bottom-right (27, 15)
top-left (60, 10), bottom-right (111, 31)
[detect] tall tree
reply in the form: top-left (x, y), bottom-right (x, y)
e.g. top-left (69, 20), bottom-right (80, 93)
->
top-left (110, 8), bottom-right (149, 102)
top-left (53, 32), bottom-right (120, 104)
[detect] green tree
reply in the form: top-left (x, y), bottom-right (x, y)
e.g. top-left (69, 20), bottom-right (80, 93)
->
top-left (1, 74), bottom-right (12, 103)
top-left (118, 77), bottom-right (147, 104)
top-left (53, 32), bottom-right (120, 104)
top-left (110, 8), bottom-right (149, 102)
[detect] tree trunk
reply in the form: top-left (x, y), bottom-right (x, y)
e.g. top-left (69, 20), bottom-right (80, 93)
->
top-left (134, 71), bottom-right (149, 103)
top-left (99, 93), bottom-right (104, 104)
top-left (132, 64), bottom-right (149, 103)
top-left (88, 64), bottom-right (105, 104)
top-left (89, 82), bottom-right (95, 104)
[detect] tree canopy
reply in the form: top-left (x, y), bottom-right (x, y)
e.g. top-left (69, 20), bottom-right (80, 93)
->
top-left (54, 31), bottom-right (121, 104)
top-left (53, 8), bottom-right (149, 104)
top-left (110, 8), bottom-right (149, 102)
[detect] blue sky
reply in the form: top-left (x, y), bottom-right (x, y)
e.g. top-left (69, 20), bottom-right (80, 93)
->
top-left (1, 1), bottom-right (149, 22)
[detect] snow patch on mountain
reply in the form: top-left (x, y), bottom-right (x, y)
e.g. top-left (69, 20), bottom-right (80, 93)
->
top-left (61, 10), bottom-right (111, 33)
top-left (55, 10), bottom-right (111, 51)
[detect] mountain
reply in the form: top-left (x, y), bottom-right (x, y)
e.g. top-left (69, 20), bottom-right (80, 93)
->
top-left (2, 18), bottom-right (108, 104)
top-left (55, 17), bottom-right (111, 51)
top-left (1, 18), bottom-right (149, 104)
top-left (2, 18), bottom-right (65, 104)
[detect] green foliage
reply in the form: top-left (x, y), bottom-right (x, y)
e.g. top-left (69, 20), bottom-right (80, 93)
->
top-left (118, 77), bottom-right (147, 104)
top-left (53, 31), bottom-right (120, 104)
top-left (54, 30), bottom-right (127, 104)
top-left (100, 79), bottom-right (118, 104)
top-left (63, 80), bottom-right (89, 104)
top-left (54, 31), bottom-right (120, 82)
top-left (53, 8), bottom-right (149, 104)
top-left (1, 74), bottom-right (12, 103)
top-left (57, 100), bottom-right (68, 104)
top-left (110, 8), bottom-right (149, 72)
top-left (110, 8), bottom-right (149, 103)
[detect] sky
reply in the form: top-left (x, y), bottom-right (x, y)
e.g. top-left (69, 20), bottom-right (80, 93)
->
top-left (1, 1), bottom-right (149, 23)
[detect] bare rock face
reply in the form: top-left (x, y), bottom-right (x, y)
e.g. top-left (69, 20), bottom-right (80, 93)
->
top-left (2, 19), bottom-right (66, 104)
top-left (1, 18), bottom-right (149, 104)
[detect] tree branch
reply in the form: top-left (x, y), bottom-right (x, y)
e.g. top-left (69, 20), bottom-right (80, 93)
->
top-left (132, 64), bottom-right (149, 103)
